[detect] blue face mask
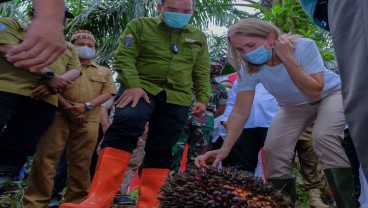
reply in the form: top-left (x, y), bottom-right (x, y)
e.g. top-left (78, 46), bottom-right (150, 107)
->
top-left (242, 41), bottom-right (272, 65)
top-left (163, 12), bottom-right (192, 29)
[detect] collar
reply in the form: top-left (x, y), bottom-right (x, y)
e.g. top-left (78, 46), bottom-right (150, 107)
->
top-left (154, 16), bottom-right (195, 32)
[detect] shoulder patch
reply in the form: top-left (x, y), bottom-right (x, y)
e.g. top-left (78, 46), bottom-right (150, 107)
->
top-left (0, 23), bottom-right (7, 31)
top-left (124, 34), bottom-right (135, 41)
top-left (123, 34), bottom-right (134, 47)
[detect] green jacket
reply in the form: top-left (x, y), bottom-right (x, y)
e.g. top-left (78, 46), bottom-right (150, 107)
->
top-left (113, 16), bottom-right (210, 106)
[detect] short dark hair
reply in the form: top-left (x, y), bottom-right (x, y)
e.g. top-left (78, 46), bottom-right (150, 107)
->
top-left (160, 0), bottom-right (196, 6)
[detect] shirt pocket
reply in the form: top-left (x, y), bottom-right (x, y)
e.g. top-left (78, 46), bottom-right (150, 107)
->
top-left (183, 42), bottom-right (202, 61)
top-left (141, 39), bottom-right (170, 57)
top-left (89, 75), bottom-right (107, 93)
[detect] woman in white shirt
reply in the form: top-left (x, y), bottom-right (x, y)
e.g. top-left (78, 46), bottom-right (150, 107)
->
top-left (195, 18), bottom-right (356, 208)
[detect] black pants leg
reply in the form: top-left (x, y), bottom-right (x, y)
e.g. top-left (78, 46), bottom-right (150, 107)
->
top-left (0, 92), bottom-right (56, 175)
top-left (223, 127), bottom-right (268, 173)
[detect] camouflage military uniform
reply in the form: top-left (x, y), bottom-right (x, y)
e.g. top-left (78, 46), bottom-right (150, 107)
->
top-left (171, 80), bottom-right (228, 173)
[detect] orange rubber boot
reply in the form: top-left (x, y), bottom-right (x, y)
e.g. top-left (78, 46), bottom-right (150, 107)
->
top-left (136, 168), bottom-right (170, 208)
top-left (60, 147), bottom-right (131, 208)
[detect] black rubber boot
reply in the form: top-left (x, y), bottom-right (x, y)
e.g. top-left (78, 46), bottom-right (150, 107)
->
top-left (324, 168), bottom-right (358, 208)
top-left (268, 178), bottom-right (296, 206)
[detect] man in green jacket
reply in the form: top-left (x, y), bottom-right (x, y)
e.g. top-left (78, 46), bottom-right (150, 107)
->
top-left (60, 0), bottom-right (210, 208)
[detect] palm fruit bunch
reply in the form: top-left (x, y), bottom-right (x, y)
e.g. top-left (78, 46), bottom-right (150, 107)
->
top-left (158, 166), bottom-right (292, 208)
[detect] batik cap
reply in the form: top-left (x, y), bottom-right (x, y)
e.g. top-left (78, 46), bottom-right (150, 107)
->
top-left (71, 29), bottom-right (96, 43)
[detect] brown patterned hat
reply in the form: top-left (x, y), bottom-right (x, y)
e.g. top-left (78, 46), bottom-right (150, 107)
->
top-left (71, 29), bottom-right (96, 43)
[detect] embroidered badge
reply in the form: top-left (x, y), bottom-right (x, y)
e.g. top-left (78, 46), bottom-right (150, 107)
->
top-left (0, 23), bottom-right (7, 31)
top-left (123, 41), bottom-right (132, 46)
top-left (123, 34), bottom-right (134, 47)
top-left (124, 34), bottom-right (135, 41)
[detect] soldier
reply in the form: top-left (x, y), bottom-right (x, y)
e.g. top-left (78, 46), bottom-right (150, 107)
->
top-left (0, 8), bottom-right (80, 190)
top-left (171, 56), bottom-right (228, 174)
top-left (294, 125), bottom-right (329, 208)
top-left (23, 30), bottom-right (116, 207)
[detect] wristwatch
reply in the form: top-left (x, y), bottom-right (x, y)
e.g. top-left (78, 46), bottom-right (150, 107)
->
top-left (41, 71), bottom-right (55, 80)
top-left (84, 102), bottom-right (94, 110)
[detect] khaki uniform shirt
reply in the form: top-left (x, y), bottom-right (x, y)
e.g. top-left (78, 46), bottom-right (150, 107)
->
top-left (113, 16), bottom-right (210, 106)
top-left (0, 18), bottom-right (81, 107)
top-left (62, 63), bottom-right (116, 122)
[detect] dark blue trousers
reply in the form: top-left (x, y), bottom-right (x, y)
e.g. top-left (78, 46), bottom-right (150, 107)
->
top-left (102, 91), bottom-right (189, 169)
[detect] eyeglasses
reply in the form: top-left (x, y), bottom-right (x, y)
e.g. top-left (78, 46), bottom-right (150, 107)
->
top-left (171, 43), bottom-right (178, 54)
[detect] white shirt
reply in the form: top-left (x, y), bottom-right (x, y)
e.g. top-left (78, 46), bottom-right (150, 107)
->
top-left (221, 81), bottom-right (278, 128)
top-left (238, 38), bottom-right (341, 105)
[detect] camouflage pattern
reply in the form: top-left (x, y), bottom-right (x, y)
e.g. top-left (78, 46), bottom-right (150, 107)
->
top-left (171, 80), bottom-right (228, 173)
top-left (205, 80), bottom-right (228, 115)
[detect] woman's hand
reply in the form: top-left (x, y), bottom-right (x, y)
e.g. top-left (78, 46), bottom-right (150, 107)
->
top-left (273, 37), bottom-right (294, 62)
top-left (195, 148), bottom-right (230, 168)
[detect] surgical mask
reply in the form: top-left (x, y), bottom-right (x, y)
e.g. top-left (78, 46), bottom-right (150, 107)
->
top-left (163, 12), bottom-right (192, 29)
top-left (77, 46), bottom-right (96, 59)
top-left (243, 41), bottom-right (272, 65)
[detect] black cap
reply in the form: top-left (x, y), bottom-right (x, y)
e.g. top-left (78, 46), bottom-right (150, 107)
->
top-left (30, 6), bottom-right (75, 19)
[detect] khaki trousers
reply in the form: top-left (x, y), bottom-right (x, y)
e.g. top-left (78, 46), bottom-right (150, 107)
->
top-left (23, 112), bottom-right (99, 208)
top-left (264, 91), bottom-right (350, 179)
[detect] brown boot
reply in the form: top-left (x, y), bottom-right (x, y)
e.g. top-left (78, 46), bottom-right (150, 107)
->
top-left (308, 188), bottom-right (329, 208)
top-left (60, 147), bottom-right (131, 208)
top-left (136, 168), bottom-right (170, 208)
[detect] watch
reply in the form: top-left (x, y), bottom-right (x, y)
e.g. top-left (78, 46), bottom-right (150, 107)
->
top-left (84, 102), bottom-right (94, 110)
top-left (41, 71), bottom-right (55, 80)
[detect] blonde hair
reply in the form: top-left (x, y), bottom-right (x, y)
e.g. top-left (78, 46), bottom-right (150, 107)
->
top-left (227, 18), bottom-right (301, 74)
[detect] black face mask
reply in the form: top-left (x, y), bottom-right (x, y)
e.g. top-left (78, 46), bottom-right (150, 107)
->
top-left (210, 68), bottom-right (222, 77)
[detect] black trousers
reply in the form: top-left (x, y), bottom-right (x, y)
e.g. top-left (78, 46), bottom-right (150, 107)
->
top-left (0, 92), bottom-right (56, 176)
top-left (222, 127), bottom-right (268, 173)
top-left (102, 91), bottom-right (189, 169)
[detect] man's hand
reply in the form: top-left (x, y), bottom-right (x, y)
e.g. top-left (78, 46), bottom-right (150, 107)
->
top-left (194, 148), bottom-right (230, 168)
top-left (6, 17), bottom-right (66, 72)
top-left (192, 102), bottom-right (206, 116)
top-left (115, 88), bottom-right (150, 108)
top-left (45, 75), bottom-right (70, 94)
top-left (65, 103), bottom-right (87, 116)
top-left (31, 83), bottom-right (52, 100)
top-left (69, 114), bottom-right (86, 125)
